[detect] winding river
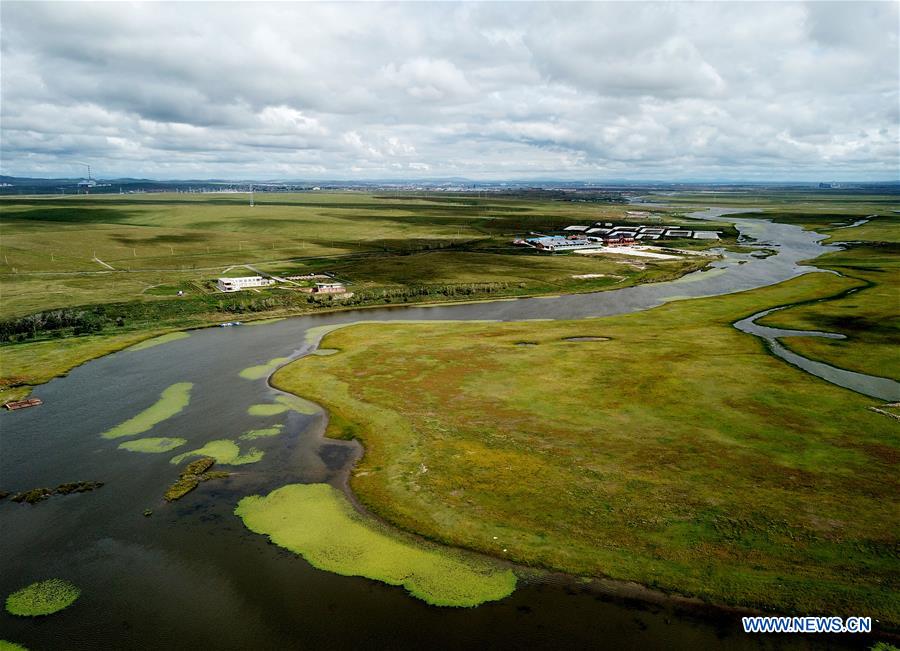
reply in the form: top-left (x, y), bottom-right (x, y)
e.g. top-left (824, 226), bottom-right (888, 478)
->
top-left (1, 208), bottom-right (893, 650)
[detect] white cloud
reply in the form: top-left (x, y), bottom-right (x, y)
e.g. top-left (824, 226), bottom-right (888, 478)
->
top-left (0, 1), bottom-right (896, 180)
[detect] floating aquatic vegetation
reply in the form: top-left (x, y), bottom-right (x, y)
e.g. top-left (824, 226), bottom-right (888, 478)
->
top-left (10, 488), bottom-right (52, 504)
top-left (54, 481), bottom-right (104, 495)
top-left (118, 437), bottom-right (187, 453)
top-left (0, 640), bottom-right (29, 650)
top-left (126, 332), bottom-right (190, 352)
top-left (10, 481), bottom-right (103, 505)
top-left (170, 439), bottom-right (263, 466)
top-left (164, 456), bottom-right (227, 501)
top-left (5, 579), bottom-right (80, 616)
top-left (235, 483), bottom-right (516, 607)
top-left (239, 424), bottom-right (284, 441)
top-left (247, 395), bottom-right (318, 417)
top-left (101, 383), bottom-right (193, 439)
top-left (275, 394), bottom-right (319, 415)
top-left (239, 357), bottom-right (291, 380)
top-left (247, 403), bottom-right (288, 416)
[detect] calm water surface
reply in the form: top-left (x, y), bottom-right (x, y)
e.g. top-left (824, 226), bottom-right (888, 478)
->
top-left (0, 209), bottom-right (884, 649)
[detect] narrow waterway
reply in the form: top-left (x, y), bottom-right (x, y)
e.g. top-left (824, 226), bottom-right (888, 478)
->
top-left (0, 208), bottom-right (887, 650)
top-left (735, 306), bottom-right (900, 402)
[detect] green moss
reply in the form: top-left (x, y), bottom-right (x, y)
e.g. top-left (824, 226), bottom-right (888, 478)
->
top-left (239, 357), bottom-right (291, 380)
top-left (118, 437), bottom-right (187, 453)
top-left (170, 439), bottom-right (263, 466)
top-left (239, 424), bottom-right (284, 440)
top-left (5, 579), bottom-right (80, 616)
top-left (101, 382), bottom-right (193, 439)
top-left (235, 483), bottom-right (516, 607)
top-left (126, 331), bottom-right (189, 351)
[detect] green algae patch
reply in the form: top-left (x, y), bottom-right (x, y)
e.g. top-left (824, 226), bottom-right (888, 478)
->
top-left (118, 437), bottom-right (187, 453)
top-left (248, 403), bottom-right (289, 416)
top-left (247, 395), bottom-right (319, 416)
top-left (239, 357), bottom-right (291, 380)
top-left (101, 382), bottom-right (193, 439)
top-left (171, 439), bottom-right (263, 466)
top-left (126, 331), bottom-right (190, 352)
top-left (0, 641), bottom-right (29, 651)
top-left (240, 424), bottom-right (284, 441)
top-left (235, 483), bottom-right (516, 607)
top-left (275, 394), bottom-right (319, 415)
top-left (5, 579), bottom-right (80, 616)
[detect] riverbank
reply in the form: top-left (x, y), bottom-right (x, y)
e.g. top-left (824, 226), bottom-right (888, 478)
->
top-left (270, 271), bottom-right (900, 625)
top-left (0, 256), bottom-right (709, 403)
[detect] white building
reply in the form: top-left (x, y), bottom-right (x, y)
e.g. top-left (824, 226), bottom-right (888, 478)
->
top-left (216, 276), bottom-right (275, 292)
top-left (313, 282), bottom-right (346, 294)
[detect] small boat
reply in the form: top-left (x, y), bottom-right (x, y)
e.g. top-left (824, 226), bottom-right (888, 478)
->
top-left (4, 397), bottom-right (43, 411)
top-left (219, 321), bottom-right (243, 327)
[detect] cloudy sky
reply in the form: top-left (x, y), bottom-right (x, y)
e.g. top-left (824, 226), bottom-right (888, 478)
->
top-left (1, 1), bottom-right (897, 181)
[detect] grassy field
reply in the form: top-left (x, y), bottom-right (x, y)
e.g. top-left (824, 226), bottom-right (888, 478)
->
top-left (0, 192), bottom-right (722, 398)
top-left (272, 271), bottom-right (900, 622)
top-left (759, 243), bottom-right (899, 378)
top-left (0, 191), bottom-right (730, 317)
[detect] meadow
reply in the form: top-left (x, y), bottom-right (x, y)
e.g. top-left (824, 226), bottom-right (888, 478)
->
top-left (0, 191), bottom-right (718, 399)
top-left (678, 194), bottom-right (899, 379)
top-left (272, 270), bottom-right (900, 622)
top-left (0, 191), bottom-right (726, 317)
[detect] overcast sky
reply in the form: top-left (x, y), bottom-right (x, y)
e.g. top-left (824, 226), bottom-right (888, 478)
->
top-left (1, 1), bottom-right (897, 181)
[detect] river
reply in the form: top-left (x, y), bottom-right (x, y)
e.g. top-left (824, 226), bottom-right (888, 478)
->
top-left (0, 208), bottom-right (889, 650)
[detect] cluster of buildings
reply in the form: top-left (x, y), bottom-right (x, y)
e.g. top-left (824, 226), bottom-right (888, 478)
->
top-left (514, 221), bottom-right (720, 253)
top-left (216, 275), bottom-right (347, 295)
top-left (561, 222), bottom-right (719, 240)
top-left (216, 276), bottom-right (275, 292)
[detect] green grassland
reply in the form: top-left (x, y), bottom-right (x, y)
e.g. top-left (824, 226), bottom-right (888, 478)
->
top-left (0, 191), bottom-right (726, 318)
top-left (759, 243), bottom-right (899, 378)
top-left (271, 271), bottom-right (900, 622)
top-left (0, 192), bottom-right (720, 397)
